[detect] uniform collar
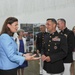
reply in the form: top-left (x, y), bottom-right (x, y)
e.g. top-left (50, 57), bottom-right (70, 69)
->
top-left (61, 27), bottom-right (68, 33)
top-left (41, 32), bottom-right (46, 34)
top-left (49, 31), bottom-right (58, 35)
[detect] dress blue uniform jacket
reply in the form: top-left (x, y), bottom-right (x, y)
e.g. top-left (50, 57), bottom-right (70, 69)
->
top-left (42, 31), bottom-right (68, 73)
top-left (0, 34), bottom-right (25, 70)
top-left (59, 28), bottom-right (74, 63)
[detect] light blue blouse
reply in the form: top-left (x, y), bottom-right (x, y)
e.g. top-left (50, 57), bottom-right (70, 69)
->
top-left (0, 34), bottom-right (25, 70)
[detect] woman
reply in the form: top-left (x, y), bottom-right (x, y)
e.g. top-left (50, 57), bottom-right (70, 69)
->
top-left (16, 29), bottom-right (28, 75)
top-left (71, 26), bottom-right (75, 75)
top-left (0, 17), bottom-right (40, 75)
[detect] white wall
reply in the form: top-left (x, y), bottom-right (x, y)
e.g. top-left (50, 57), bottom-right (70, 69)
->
top-left (17, 6), bottom-right (75, 30)
top-left (0, 5), bottom-right (75, 31)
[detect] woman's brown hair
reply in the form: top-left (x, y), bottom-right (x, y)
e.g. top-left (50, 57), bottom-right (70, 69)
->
top-left (1, 17), bottom-right (18, 36)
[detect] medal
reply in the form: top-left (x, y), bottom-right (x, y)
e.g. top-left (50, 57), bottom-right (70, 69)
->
top-left (54, 46), bottom-right (57, 49)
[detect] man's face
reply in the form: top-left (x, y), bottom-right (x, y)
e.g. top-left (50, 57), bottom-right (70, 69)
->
top-left (46, 20), bottom-right (54, 32)
top-left (73, 28), bottom-right (75, 34)
top-left (40, 26), bottom-right (45, 32)
top-left (57, 20), bottom-right (64, 30)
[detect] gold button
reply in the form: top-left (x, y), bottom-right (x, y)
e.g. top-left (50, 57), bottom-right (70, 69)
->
top-left (49, 40), bottom-right (51, 42)
top-left (50, 36), bottom-right (51, 38)
top-left (48, 49), bottom-right (50, 51)
top-left (55, 43), bottom-right (56, 45)
top-left (48, 44), bottom-right (50, 46)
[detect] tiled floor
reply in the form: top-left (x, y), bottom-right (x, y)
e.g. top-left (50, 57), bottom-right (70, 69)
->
top-left (24, 60), bottom-right (40, 75)
top-left (23, 61), bottom-right (75, 75)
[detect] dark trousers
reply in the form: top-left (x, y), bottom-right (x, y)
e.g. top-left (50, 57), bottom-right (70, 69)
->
top-left (0, 68), bottom-right (17, 75)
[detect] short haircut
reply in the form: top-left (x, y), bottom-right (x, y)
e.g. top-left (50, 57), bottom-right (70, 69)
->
top-left (17, 29), bottom-right (24, 35)
top-left (57, 18), bottom-right (66, 24)
top-left (47, 18), bottom-right (57, 25)
top-left (40, 24), bottom-right (45, 27)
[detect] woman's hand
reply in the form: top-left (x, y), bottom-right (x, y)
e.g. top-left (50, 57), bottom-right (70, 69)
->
top-left (23, 53), bottom-right (31, 57)
top-left (25, 54), bottom-right (41, 61)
